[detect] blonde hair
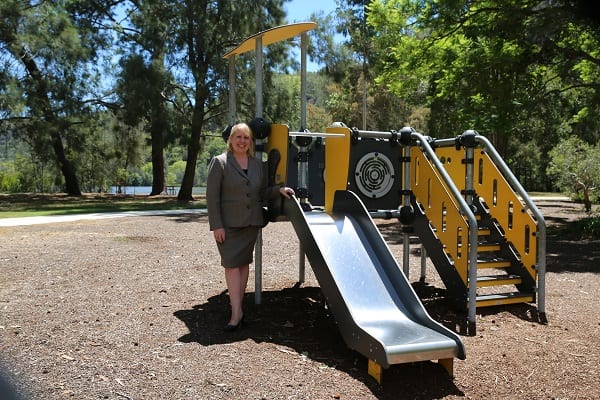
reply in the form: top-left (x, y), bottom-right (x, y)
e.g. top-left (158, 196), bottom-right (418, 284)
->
top-left (226, 123), bottom-right (255, 157)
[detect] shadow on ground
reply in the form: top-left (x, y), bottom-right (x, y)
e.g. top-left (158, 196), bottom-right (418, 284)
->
top-left (174, 285), bottom-right (464, 400)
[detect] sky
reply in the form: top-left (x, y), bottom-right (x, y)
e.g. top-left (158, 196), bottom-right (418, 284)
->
top-left (284, 0), bottom-right (337, 22)
top-left (283, 0), bottom-right (339, 71)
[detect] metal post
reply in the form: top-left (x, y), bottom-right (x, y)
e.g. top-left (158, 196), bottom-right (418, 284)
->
top-left (228, 56), bottom-right (236, 124)
top-left (254, 36), bottom-right (264, 305)
top-left (402, 142), bottom-right (411, 276)
top-left (300, 32), bottom-right (308, 130)
top-left (298, 243), bottom-right (306, 284)
top-left (400, 127), bottom-right (413, 277)
top-left (297, 32), bottom-right (309, 283)
top-left (255, 37), bottom-right (263, 118)
top-left (462, 130), bottom-right (476, 207)
top-left (420, 245), bottom-right (427, 283)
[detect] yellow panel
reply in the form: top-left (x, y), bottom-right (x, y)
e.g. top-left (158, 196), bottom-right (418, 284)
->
top-left (324, 127), bottom-right (351, 212)
top-left (368, 359), bottom-right (382, 384)
top-left (438, 358), bottom-right (454, 377)
top-left (433, 147), bottom-right (538, 282)
top-left (266, 124), bottom-right (289, 185)
top-left (410, 147), bottom-right (470, 284)
top-left (474, 151), bottom-right (538, 280)
top-left (223, 22), bottom-right (317, 58)
top-left (434, 147), bottom-right (466, 187)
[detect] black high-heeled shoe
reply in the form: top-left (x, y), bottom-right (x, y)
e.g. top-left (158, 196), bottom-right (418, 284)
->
top-left (223, 316), bottom-right (244, 332)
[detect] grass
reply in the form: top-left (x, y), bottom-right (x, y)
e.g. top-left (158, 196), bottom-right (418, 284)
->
top-left (0, 193), bottom-right (206, 218)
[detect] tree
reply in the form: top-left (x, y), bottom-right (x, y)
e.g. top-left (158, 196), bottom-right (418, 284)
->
top-left (0, 0), bottom-right (120, 195)
top-left (117, 54), bottom-right (172, 195)
top-left (165, 0), bottom-right (288, 201)
top-left (116, 1), bottom-right (178, 196)
top-left (547, 136), bottom-right (600, 212)
top-left (367, 0), bottom-right (600, 174)
top-left (312, 1), bottom-right (410, 131)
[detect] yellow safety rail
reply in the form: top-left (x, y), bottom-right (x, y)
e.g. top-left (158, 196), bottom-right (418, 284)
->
top-left (435, 147), bottom-right (538, 280)
top-left (410, 147), bottom-right (471, 284)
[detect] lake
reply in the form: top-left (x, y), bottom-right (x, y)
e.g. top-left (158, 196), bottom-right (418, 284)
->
top-left (110, 186), bottom-right (206, 196)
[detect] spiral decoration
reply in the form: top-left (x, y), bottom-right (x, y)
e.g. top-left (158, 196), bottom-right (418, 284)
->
top-left (354, 152), bottom-right (395, 198)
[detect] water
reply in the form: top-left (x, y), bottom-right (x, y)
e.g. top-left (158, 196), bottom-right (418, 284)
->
top-left (110, 186), bottom-right (206, 196)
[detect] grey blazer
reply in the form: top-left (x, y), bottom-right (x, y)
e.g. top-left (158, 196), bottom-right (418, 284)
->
top-left (206, 152), bottom-right (280, 230)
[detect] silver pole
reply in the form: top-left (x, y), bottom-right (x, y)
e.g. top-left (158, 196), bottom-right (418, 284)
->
top-left (297, 32), bottom-right (309, 283)
top-left (255, 36), bottom-right (263, 118)
top-left (420, 246), bottom-right (427, 282)
top-left (402, 139), bottom-right (412, 276)
top-left (300, 32), bottom-right (308, 130)
top-left (228, 56), bottom-right (236, 124)
top-left (254, 36), bottom-right (264, 305)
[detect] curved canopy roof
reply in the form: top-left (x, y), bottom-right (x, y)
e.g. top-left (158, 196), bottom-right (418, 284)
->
top-left (223, 22), bottom-right (317, 59)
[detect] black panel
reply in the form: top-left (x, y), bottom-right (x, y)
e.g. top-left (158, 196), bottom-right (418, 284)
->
top-left (347, 139), bottom-right (403, 210)
top-left (286, 140), bottom-right (325, 206)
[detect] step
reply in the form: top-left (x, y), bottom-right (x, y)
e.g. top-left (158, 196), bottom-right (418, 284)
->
top-left (476, 258), bottom-right (511, 268)
top-left (478, 227), bottom-right (491, 236)
top-left (476, 274), bottom-right (522, 287)
top-left (458, 242), bottom-right (501, 251)
top-left (477, 242), bottom-right (501, 252)
top-left (475, 292), bottom-right (534, 308)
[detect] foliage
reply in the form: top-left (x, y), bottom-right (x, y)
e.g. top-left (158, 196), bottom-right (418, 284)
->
top-left (0, 160), bottom-right (22, 192)
top-left (547, 136), bottom-right (600, 211)
top-left (0, 0), bottom-right (117, 195)
top-left (578, 215), bottom-right (600, 239)
top-left (367, 0), bottom-right (600, 191)
top-left (2, 0), bottom-right (600, 206)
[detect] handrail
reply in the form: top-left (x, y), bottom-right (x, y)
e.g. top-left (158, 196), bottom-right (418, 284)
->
top-left (411, 132), bottom-right (480, 334)
top-left (349, 128), bottom-right (480, 333)
top-left (474, 135), bottom-right (547, 320)
top-left (432, 133), bottom-right (546, 320)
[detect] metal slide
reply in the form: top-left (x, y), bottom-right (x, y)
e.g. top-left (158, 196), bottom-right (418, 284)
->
top-left (283, 190), bottom-right (465, 369)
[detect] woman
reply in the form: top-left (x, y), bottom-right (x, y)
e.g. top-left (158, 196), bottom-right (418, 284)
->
top-left (206, 122), bottom-right (294, 332)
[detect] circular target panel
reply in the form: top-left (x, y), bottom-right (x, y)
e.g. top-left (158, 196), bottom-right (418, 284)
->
top-left (354, 152), bottom-right (395, 198)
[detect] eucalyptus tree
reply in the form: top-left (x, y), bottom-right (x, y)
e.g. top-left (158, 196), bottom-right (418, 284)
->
top-left (367, 2), bottom-right (600, 139)
top-left (310, 1), bottom-right (408, 131)
top-left (0, 0), bottom-right (117, 195)
top-left (115, 1), bottom-right (177, 196)
top-left (162, 0), bottom-right (287, 201)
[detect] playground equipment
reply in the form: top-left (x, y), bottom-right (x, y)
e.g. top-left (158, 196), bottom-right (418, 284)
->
top-left (223, 23), bottom-right (546, 383)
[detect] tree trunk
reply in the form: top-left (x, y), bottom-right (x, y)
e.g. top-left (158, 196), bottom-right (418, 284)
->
top-left (583, 187), bottom-right (592, 212)
top-left (149, 107), bottom-right (166, 196)
top-left (50, 127), bottom-right (82, 196)
top-left (19, 47), bottom-right (82, 196)
top-left (149, 142), bottom-right (166, 196)
top-left (177, 108), bottom-right (203, 202)
top-left (149, 50), bottom-right (167, 197)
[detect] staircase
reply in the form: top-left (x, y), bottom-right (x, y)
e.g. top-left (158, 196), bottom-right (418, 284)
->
top-left (409, 134), bottom-right (540, 312)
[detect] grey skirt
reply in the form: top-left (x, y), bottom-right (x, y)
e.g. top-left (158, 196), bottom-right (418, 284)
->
top-left (216, 226), bottom-right (260, 268)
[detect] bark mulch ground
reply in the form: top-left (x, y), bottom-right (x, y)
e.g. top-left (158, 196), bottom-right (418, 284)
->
top-left (0, 198), bottom-right (598, 399)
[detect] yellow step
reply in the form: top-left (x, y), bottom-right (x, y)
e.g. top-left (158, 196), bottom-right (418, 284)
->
top-left (475, 292), bottom-right (534, 308)
top-left (478, 227), bottom-right (491, 236)
top-left (477, 259), bottom-right (511, 268)
top-left (476, 274), bottom-right (522, 287)
top-left (477, 243), bottom-right (501, 252)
